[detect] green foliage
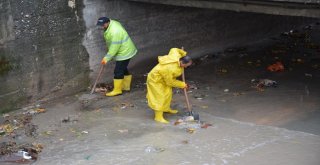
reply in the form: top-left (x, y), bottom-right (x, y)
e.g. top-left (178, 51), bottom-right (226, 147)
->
top-left (0, 56), bottom-right (12, 75)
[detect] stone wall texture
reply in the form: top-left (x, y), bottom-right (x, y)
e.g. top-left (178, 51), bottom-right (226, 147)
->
top-left (0, 0), bottom-right (89, 113)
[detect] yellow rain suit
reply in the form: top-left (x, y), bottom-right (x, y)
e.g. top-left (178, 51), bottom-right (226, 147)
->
top-left (146, 48), bottom-right (187, 112)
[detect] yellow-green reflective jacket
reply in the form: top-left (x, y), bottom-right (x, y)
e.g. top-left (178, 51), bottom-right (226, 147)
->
top-left (104, 20), bottom-right (137, 61)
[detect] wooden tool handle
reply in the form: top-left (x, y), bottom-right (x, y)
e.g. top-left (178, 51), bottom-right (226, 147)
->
top-left (90, 64), bottom-right (105, 94)
top-left (182, 70), bottom-right (192, 111)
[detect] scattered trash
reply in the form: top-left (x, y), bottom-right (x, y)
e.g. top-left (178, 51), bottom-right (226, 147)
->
top-left (94, 83), bottom-right (112, 93)
top-left (201, 123), bottom-right (212, 129)
top-left (186, 128), bottom-right (195, 134)
top-left (184, 116), bottom-right (194, 122)
top-left (61, 115), bottom-right (79, 123)
top-left (193, 94), bottom-right (206, 100)
top-left (24, 124), bottom-right (38, 137)
top-left (174, 116), bottom-right (212, 134)
top-left (189, 84), bottom-right (199, 90)
top-left (0, 142), bottom-right (43, 163)
top-left (42, 131), bottom-right (53, 136)
top-left (94, 87), bottom-right (108, 93)
top-left (252, 79), bottom-right (277, 88)
top-left (23, 108), bottom-right (46, 115)
top-left (81, 131), bottom-right (89, 134)
top-left (2, 114), bottom-right (10, 118)
top-left (218, 68), bottom-right (228, 73)
top-left (233, 92), bottom-right (245, 96)
top-left (144, 146), bottom-right (165, 153)
top-left (0, 124), bottom-right (15, 135)
top-left (0, 113), bottom-right (34, 138)
top-left (224, 89), bottom-right (229, 92)
top-left (120, 103), bottom-right (134, 109)
top-left (267, 61), bottom-right (284, 72)
top-left (174, 119), bottom-right (183, 126)
top-left (0, 150), bottom-right (32, 163)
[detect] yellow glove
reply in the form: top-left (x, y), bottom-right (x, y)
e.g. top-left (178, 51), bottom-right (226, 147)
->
top-left (101, 57), bottom-right (108, 65)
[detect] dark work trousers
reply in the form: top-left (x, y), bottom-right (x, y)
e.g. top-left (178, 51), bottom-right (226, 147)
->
top-left (114, 59), bottom-right (130, 79)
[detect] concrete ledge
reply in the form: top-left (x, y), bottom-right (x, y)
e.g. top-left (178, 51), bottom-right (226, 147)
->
top-left (129, 0), bottom-right (320, 18)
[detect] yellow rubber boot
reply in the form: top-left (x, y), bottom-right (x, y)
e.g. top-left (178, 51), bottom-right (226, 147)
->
top-left (106, 79), bottom-right (123, 97)
top-left (154, 111), bottom-right (169, 124)
top-left (122, 75), bottom-right (132, 91)
top-left (165, 109), bottom-right (178, 114)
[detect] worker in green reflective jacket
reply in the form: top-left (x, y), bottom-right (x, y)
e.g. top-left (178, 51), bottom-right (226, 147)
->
top-left (97, 17), bottom-right (138, 97)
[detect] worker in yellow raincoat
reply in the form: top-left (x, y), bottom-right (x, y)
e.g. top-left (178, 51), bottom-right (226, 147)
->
top-left (146, 48), bottom-right (192, 123)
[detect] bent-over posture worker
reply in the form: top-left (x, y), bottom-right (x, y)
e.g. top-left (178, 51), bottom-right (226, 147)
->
top-left (97, 17), bottom-right (137, 97)
top-left (146, 48), bottom-right (192, 123)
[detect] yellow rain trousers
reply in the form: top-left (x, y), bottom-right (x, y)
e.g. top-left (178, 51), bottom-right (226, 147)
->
top-left (146, 48), bottom-right (187, 112)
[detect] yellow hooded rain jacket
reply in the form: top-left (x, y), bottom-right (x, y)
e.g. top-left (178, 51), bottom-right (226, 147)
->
top-left (146, 48), bottom-right (187, 112)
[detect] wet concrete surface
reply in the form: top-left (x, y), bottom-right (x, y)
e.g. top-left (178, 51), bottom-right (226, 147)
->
top-left (1, 23), bottom-right (320, 164)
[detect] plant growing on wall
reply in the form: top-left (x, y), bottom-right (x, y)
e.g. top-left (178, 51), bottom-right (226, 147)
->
top-left (0, 56), bottom-right (12, 75)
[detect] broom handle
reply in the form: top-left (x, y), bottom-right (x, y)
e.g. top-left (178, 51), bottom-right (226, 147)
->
top-left (90, 64), bottom-right (105, 94)
top-left (182, 70), bottom-right (192, 112)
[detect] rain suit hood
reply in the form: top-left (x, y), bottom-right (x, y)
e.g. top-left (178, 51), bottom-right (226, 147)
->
top-left (158, 48), bottom-right (187, 65)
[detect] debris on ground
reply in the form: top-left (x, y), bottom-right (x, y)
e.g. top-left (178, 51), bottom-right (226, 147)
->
top-left (251, 79), bottom-right (278, 89)
top-left (193, 94), bottom-right (207, 100)
top-left (79, 131), bottom-right (87, 134)
top-left (120, 102), bottom-right (135, 109)
top-left (174, 117), bottom-right (213, 134)
top-left (184, 116), bottom-right (195, 122)
top-left (23, 108), bottom-right (46, 115)
top-left (0, 109), bottom-right (44, 163)
top-left (174, 119), bottom-right (184, 125)
top-left (42, 130), bottom-right (53, 136)
top-left (94, 83), bottom-right (112, 93)
top-left (233, 92), bottom-right (245, 96)
top-left (201, 123), bottom-right (213, 129)
top-left (0, 142), bottom-right (43, 163)
top-left (69, 128), bottom-right (86, 137)
top-left (144, 146), bottom-right (165, 153)
top-left (267, 61), bottom-right (284, 72)
top-left (24, 123), bottom-right (38, 137)
top-left (218, 68), bottom-right (228, 73)
top-left (186, 128), bottom-right (195, 134)
top-left (0, 113), bottom-right (33, 137)
top-left (62, 115), bottom-right (79, 123)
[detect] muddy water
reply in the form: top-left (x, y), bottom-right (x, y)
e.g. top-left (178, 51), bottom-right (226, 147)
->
top-left (33, 107), bottom-right (320, 165)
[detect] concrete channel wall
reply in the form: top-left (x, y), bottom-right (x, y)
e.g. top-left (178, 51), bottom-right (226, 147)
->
top-left (0, 0), bottom-right (89, 113)
top-left (0, 0), bottom-right (317, 113)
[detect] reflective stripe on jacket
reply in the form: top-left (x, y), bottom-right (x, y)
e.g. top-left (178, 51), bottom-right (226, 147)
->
top-left (104, 20), bottom-right (137, 61)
